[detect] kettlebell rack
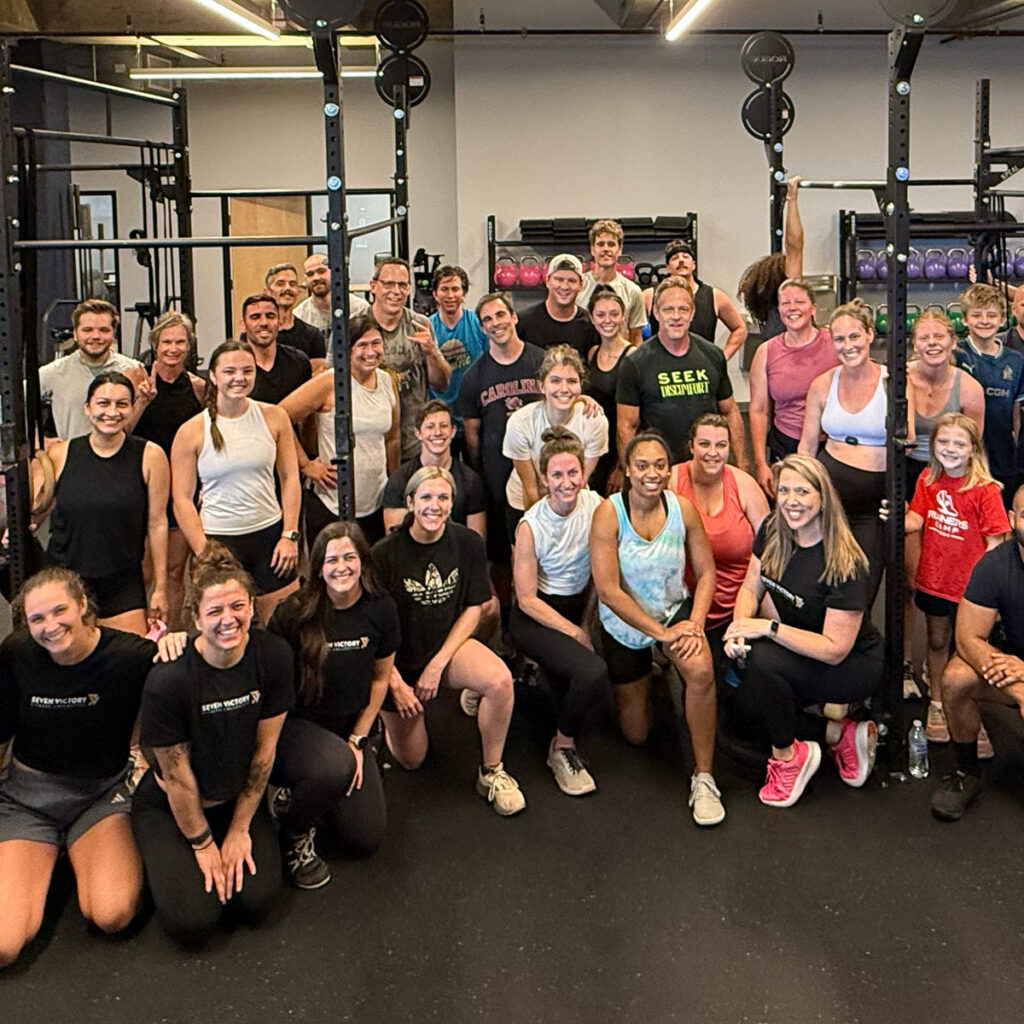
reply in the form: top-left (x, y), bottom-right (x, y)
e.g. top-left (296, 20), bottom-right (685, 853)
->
top-left (486, 214), bottom-right (699, 295)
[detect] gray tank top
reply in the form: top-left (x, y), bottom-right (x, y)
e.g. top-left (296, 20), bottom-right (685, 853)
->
top-left (909, 369), bottom-right (962, 462)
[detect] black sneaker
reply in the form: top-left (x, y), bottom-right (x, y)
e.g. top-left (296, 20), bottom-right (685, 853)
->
top-left (930, 769), bottom-right (981, 822)
top-left (284, 828), bottom-right (331, 889)
top-left (266, 785), bottom-right (292, 822)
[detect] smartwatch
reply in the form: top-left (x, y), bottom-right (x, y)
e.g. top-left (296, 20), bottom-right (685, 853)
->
top-left (348, 734), bottom-right (369, 751)
top-left (281, 530), bottom-right (300, 542)
top-left (769, 619), bottom-right (780, 637)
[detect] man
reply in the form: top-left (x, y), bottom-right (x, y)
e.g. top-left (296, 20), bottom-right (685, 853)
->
top-left (294, 253), bottom-right (370, 355)
top-left (39, 298), bottom-right (146, 442)
top-left (576, 219), bottom-right (647, 345)
top-left (1000, 283), bottom-right (1024, 356)
top-left (616, 277), bottom-right (748, 470)
top-left (931, 485), bottom-right (1024, 821)
top-left (427, 265), bottom-right (488, 438)
top-left (516, 253), bottom-right (599, 358)
top-left (264, 263), bottom-right (327, 364)
top-left (641, 240), bottom-right (747, 359)
top-left (370, 256), bottom-right (451, 459)
top-left (240, 293), bottom-right (311, 404)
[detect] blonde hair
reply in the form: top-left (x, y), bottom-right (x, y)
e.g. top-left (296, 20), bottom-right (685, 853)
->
top-left (960, 282), bottom-right (1006, 316)
top-left (589, 218), bottom-right (623, 246)
top-left (828, 297), bottom-right (873, 334)
top-left (925, 412), bottom-right (999, 490)
top-left (149, 310), bottom-right (195, 352)
top-left (912, 309), bottom-right (957, 349)
top-left (653, 275), bottom-right (695, 310)
top-left (761, 454), bottom-right (868, 586)
top-left (778, 278), bottom-right (817, 304)
top-left (538, 344), bottom-right (586, 387)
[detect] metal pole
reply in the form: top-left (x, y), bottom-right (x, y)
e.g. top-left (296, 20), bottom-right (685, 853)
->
top-left (768, 79), bottom-right (785, 254)
top-left (393, 82), bottom-right (410, 262)
top-left (882, 25), bottom-right (923, 776)
top-left (172, 88), bottom-right (196, 326)
top-left (12, 126), bottom-right (175, 149)
top-left (11, 64), bottom-right (180, 107)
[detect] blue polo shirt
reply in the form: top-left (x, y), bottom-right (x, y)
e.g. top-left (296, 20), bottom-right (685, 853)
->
top-left (428, 308), bottom-right (488, 433)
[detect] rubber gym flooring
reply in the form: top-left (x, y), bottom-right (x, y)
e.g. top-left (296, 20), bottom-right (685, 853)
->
top-left (2, 675), bottom-right (1023, 1024)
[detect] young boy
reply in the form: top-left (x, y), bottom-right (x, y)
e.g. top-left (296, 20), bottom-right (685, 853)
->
top-left (954, 283), bottom-right (1024, 507)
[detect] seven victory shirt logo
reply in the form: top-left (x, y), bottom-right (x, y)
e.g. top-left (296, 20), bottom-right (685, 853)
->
top-left (404, 563), bottom-right (459, 606)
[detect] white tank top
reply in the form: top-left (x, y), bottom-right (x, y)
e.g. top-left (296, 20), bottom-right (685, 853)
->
top-left (315, 369), bottom-right (395, 518)
top-left (197, 401), bottom-right (281, 535)
top-left (521, 489), bottom-right (602, 596)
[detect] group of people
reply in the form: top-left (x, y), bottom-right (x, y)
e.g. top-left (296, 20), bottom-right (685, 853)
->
top-left (3, 214), bottom-right (1024, 966)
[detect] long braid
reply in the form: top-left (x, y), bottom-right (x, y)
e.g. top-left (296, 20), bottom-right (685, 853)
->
top-left (204, 339), bottom-right (255, 452)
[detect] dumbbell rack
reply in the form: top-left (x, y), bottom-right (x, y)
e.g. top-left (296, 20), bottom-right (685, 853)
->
top-left (486, 213), bottom-right (699, 297)
top-left (838, 208), bottom-right (1024, 339)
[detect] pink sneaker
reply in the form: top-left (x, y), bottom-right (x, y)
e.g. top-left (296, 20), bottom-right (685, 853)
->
top-left (831, 718), bottom-right (877, 788)
top-left (759, 739), bottom-right (822, 808)
top-left (977, 725), bottom-right (994, 761)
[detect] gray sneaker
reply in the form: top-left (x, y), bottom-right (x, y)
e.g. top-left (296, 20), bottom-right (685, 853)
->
top-left (476, 762), bottom-right (526, 816)
top-left (689, 772), bottom-right (726, 827)
top-left (546, 747), bottom-right (597, 796)
top-left (284, 828), bottom-right (331, 890)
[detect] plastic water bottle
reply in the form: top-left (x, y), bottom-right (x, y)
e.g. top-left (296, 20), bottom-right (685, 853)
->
top-left (908, 719), bottom-right (929, 779)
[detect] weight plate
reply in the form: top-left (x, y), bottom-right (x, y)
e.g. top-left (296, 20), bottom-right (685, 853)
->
top-left (374, 0), bottom-right (430, 52)
top-left (741, 89), bottom-right (795, 142)
top-left (877, 0), bottom-right (957, 27)
top-left (280, 0), bottom-right (362, 31)
top-left (740, 32), bottom-right (795, 85)
top-left (375, 53), bottom-right (431, 108)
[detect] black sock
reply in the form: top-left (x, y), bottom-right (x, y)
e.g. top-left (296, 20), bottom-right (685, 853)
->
top-left (952, 740), bottom-right (980, 777)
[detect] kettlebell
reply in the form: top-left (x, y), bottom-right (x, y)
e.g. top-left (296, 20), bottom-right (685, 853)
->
top-left (945, 247), bottom-right (969, 279)
top-left (539, 260), bottom-right (548, 284)
top-left (617, 254), bottom-right (636, 281)
top-left (875, 252), bottom-right (888, 279)
top-left (856, 249), bottom-right (877, 280)
top-left (634, 262), bottom-right (655, 288)
top-left (1002, 250), bottom-right (1017, 280)
top-left (905, 303), bottom-right (921, 333)
top-left (924, 248), bottom-right (947, 280)
top-left (946, 302), bottom-right (967, 337)
top-left (517, 255), bottom-right (543, 288)
top-left (875, 304), bottom-right (888, 335)
top-left (907, 247), bottom-right (923, 280)
top-left (494, 256), bottom-right (518, 288)
top-left (1015, 247), bottom-right (1024, 278)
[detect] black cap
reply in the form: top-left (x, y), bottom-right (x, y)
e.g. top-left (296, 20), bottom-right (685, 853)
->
top-left (664, 240), bottom-right (694, 262)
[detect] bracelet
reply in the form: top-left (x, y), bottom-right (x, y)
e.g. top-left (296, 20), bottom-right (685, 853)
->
top-left (186, 826), bottom-right (211, 847)
top-left (192, 836), bottom-right (214, 852)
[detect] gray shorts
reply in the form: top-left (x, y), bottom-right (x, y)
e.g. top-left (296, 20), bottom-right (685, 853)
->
top-left (0, 760), bottom-right (132, 848)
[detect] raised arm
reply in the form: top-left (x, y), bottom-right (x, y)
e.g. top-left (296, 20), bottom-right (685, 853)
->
top-left (784, 176), bottom-right (804, 279)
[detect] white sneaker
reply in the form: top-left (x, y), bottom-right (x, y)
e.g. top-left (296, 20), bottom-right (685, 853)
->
top-left (689, 772), bottom-right (726, 827)
top-left (476, 762), bottom-right (526, 816)
top-left (460, 689), bottom-right (481, 717)
top-left (546, 747), bottom-right (597, 796)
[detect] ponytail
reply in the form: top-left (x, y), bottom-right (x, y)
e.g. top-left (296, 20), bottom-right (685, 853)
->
top-left (205, 340), bottom-right (255, 452)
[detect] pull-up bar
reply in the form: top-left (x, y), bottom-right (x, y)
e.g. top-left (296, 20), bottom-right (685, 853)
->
top-left (13, 126), bottom-right (175, 150)
top-left (11, 64), bottom-right (180, 107)
top-left (798, 177), bottom-right (973, 189)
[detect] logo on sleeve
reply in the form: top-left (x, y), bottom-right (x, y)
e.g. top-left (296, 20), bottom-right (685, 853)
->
top-left (404, 563), bottom-right (459, 606)
top-left (200, 690), bottom-right (262, 715)
top-left (29, 693), bottom-right (100, 708)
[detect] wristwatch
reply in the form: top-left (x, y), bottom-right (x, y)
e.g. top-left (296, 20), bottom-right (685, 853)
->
top-left (281, 530), bottom-right (300, 542)
top-left (769, 619), bottom-right (780, 637)
top-left (348, 734), bottom-right (369, 750)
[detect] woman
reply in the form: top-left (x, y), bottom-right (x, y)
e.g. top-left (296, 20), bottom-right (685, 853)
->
top-left (901, 310), bottom-right (985, 696)
top-left (586, 288), bottom-right (634, 495)
top-left (372, 466), bottom-right (525, 816)
top-left (44, 371), bottom-right (169, 635)
top-left (748, 278), bottom-right (838, 495)
top-left (131, 545), bottom-right (293, 947)
top-left (171, 340), bottom-right (301, 624)
top-left (589, 431), bottom-right (724, 827)
top-left (670, 413), bottom-right (770, 661)
top-left (280, 315), bottom-right (400, 547)
top-left (133, 311), bottom-right (205, 629)
top-left (511, 427), bottom-right (607, 796)
top-left (267, 521), bottom-right (397, 889)
top-left (0, 567), bottom-right (156, 967)
top-left (724, 455), bottom-right (884, 808)
top-left (502, 344), bottom-right (608, 533)
top-left (800, 299), bottom-right (891, 607)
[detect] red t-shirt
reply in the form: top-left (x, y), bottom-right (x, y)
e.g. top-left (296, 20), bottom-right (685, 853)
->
top-left (910, 472), bottom-right (1009, 601)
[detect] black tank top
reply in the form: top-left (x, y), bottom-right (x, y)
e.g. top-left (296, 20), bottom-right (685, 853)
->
top-left (587, 345), bottom-right (634, 435)
top-left (49, 435), bottom-right (149, 578)
top-left (134, 370), bottom-right (202, 455)
top-left (649, 281), bottom-right (716, 344)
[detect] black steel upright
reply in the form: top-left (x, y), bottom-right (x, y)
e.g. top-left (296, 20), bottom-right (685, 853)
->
top-left (0, 44), bottom-right (34, 591)
top-left (311, 27), bottom-right (355, 519)
top-left (393, 83), bottom-right (410, 261)
top-left (768, 80), bottom-right (786, 253)
top-left (881, 25), bottom-right (923, 770)
top-left (171, 89), bottom-right (196, 322)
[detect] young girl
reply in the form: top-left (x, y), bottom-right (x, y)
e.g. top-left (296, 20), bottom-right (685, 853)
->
top-left (906, 412), bottom-right (1009, 753)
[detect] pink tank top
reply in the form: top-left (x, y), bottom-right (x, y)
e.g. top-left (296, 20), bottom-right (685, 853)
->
top-left (763, 328), bottom-right (838, 440)
top-left (672, 463), bottom-right (754, 627)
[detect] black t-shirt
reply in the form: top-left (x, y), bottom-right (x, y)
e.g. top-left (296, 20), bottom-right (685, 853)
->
top-left (278, 319), bottom-right (327, 361)
top-left (249, 343), bottom-right (312, 404)
top-left (0, 627), bottom-right (156, 779)
top-left (372, 523), bottom-right (491, 677)
top-left (381, 456), bottom-right (487, 525)
top-left (963, 539), bottom-right (1024, 657)
top-left (753, 522), bottom-right (879, 653)
top-left (139, 630), bottom-right (295, 803)
top-left (615, 332), bottom-right (732, 464)
top-left (454, 343), bottom-right (545, 500)
top-left (268, 590), bottom-right (400, 738)
top-left (516, 303), bottom-right (599, 359)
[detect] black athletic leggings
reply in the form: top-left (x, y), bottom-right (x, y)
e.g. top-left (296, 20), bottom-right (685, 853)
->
top-left (509, 591), bottom-right (609, 739)
top-left (131, 770), bottom-right (282, 948)
top-left (733, 632), bottom-right (884, 749)
top-left (270, 716), bottom-right (386, 858)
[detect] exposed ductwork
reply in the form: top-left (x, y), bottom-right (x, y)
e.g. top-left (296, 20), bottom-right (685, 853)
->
top-left (938, 0), bottom-right (1024, 28)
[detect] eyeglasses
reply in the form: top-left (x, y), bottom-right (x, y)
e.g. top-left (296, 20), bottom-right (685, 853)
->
top-left (376, 279), bottom-right (411, 292)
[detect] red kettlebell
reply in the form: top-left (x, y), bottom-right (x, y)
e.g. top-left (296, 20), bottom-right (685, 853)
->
top-left (517, 255), bottom-right (543, 288)
top-left (494, 256), bottom-right (518, 288)
top-left (539, 259), bottom-right (548, 284)
top-left (617, 253), bottom-right (636, 281)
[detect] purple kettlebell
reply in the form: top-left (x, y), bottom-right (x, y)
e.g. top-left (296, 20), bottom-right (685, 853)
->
top-left (1015, 248), bottom-right (1024, 278)
top-left (907, 248), bottom-right (923, 280)
top-left (945, 247), bottom-right (969, 279)
top-left (856, 249), bottom-right (877, 280)
top-left (875, 252), bottom-right (888, 279)
top-left (924, 248), bottom-right (947, 280)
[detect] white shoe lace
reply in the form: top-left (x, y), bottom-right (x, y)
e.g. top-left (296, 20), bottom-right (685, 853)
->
top-left (289, 828), bottom-right (318, 868)
top-left (689, 774), bottom-right (721, 808)
top-left (482, 763), bottom-right (518, 799)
